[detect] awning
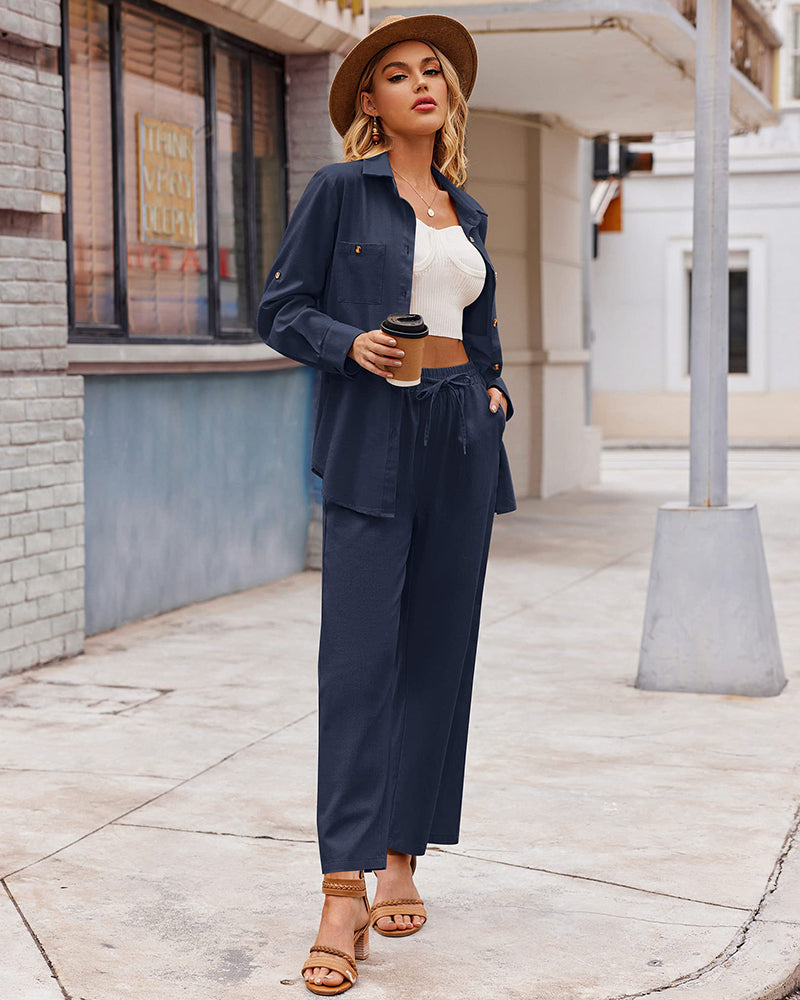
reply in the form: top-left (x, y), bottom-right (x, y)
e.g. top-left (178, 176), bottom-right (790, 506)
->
top-left (370, 0), bottom-right (780, 134)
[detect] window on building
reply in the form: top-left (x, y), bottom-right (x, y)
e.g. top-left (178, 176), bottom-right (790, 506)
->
top-left (63, 0), bottom-right (286, 342)
top-left (686, 268), bottom-right (749, 375)
top-left (792, 8), bottom-right (800, 100)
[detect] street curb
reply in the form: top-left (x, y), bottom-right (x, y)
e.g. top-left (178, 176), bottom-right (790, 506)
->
top-left (609, 803), bottom-right (800, 1000)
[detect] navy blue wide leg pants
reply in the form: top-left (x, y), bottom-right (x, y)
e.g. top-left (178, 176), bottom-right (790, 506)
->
top-left (316, 361), bottom-right (505, 874)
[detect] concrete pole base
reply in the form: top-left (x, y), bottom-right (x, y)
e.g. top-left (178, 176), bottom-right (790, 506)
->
top-left (636, 501), bottom-right (786, 696)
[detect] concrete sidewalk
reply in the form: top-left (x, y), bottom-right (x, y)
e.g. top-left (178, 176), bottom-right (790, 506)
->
top-left (2, 449), bottom-right (800, 1000)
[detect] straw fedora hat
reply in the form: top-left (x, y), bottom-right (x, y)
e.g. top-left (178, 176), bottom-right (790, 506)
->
top-left (328, 13), bottom-right (478, 138)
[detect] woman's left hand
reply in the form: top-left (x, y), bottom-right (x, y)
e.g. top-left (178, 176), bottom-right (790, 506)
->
top-left (488, 387), bottom-right (507, 417)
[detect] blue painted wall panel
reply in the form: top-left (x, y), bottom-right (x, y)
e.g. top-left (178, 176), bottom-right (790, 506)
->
top-left (84, 368), bottom-right (313, 635)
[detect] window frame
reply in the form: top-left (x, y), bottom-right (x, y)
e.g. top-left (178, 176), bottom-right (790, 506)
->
top-left (664, 236), bottom-right (767, 393)
top-left (790, 6), bottom-right (800, 104)
top-left (62, 0), bottom-right (287, 345)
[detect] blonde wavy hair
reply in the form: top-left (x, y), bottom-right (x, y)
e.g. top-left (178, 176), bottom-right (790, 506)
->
top-left (341, 40), bottom-right (469, 187)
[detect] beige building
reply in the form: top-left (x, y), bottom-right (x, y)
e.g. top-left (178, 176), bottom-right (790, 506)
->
top-left (371, 0), bottom-right (780, 493)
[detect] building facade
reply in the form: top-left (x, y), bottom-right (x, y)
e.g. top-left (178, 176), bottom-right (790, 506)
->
top-left (0, 0), bottom-right (781, 677)
top-left (1, 0), bottom-right (364, 674)
top-left (591, 0), bottom-right (798, 443)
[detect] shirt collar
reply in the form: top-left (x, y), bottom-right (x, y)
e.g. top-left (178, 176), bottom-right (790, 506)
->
top-left (361, 149), bottom-right (485, 229)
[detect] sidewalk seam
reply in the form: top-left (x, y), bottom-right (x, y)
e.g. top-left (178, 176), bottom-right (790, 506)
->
top-left (2, 879), bottom-right (70, 1000)
top-left (603, 798), bottom-right (800, 999)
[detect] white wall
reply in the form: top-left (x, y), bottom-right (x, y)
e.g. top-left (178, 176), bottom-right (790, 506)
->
top-left (591, 0), bottom-right (800, 442)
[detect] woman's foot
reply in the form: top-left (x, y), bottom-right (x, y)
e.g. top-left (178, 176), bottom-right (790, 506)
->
top-left (372, 850), bottom-right (426, 932)
top-left (302, 871), bottom-right (370, 990)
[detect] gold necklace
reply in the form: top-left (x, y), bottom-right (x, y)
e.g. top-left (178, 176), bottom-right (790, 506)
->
top-left (391, 166), bottom-right (440, 217)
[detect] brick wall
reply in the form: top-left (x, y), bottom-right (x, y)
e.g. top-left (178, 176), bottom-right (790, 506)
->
top-left (285, 51), bottom-right (344, 570)
top-left (0, 4), bottom-right (85, 676)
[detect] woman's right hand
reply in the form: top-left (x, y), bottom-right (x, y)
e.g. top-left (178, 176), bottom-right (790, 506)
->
top-left (348, 329), bottom-right (405, 379)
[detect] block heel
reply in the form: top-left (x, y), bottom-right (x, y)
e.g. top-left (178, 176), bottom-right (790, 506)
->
top-left (301, 871), bottom-right (371, 995)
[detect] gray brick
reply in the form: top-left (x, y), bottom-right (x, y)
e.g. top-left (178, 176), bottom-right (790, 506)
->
top-left (0, 399), bottom-right (25, 421)
top-left (63, 630), bottom-right (83, 657)
top-left (0, 624), bottom-right (26, 654)
top-left (25, 572), bottom-right (60, 600)
top-left (10, 553), bottom-right (38, 581)
top-left (0, 121), bottom-right (25, 144)
top-left (23, 530), bottom-right (51, 555)
top-left (10, 421), bottom-right (38, 445)
top-left (10, 511), bottom-right (38, 535)
top-left (0, 580), bottom-right (26, 606)
top-left (63, 418), bottom-right (83, 441)
top-left (10, 643), bottom-right (39, 671)
top-left (36, 420), bottom-right (64, 443)
top-left (11, 600), bottom-right (38, 627)
top-left (37, 634), bottom-right (65, 662)
top-left (25, 485), bottom-right (55, 510)
top-left (63, 587), bottom-right (82, 612)
top-left (37, 506), bottom-right (64, 530)
top-left (24, 617), bottom-right (52, 644)
top-left (50, 526), bottom-right (76, 549)
top-left (38, 548), bottom-right (65, 574)
top-left (0, 535), bottom-right (24, 561)
top-left (64, 546), bottom-right (82, 570)
top-left (37, 591), bottom-right (64, 617)
top-left (0, 282), bottom-right (28, 303)
top-left (8, 378), bottom-right (37, 398)
top-left (1, 61), bottom-right (36, 83)
top-left (26, 442), bottom-right (54, 465)
top-left (63, 505), bottom-right (83, 527)
top-left (63, 376), bottom-right (83, 396)
top-left (0, 491), bottom-right (26, 516)
top-left (49, 611), bottom-right (78, 638)
top-left (23, 398), bottom-right (52, 420)
top-left (0, 515), bottom-right (8, 539)
top-left (52, 483), bottom-right (81, 506)
top-left (52, 441), bottom-right (79, 463)
top-left (51, 397), bottom-right (80, 418)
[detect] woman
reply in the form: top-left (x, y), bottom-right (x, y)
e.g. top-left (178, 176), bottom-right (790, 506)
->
top-left (258, 13), bottom-right (516, 994)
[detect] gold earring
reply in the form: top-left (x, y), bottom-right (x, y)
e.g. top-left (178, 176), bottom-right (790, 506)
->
top-left (371, 115), bottom-right (380, 144)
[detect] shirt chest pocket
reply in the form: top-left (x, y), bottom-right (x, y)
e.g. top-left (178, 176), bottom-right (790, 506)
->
top-left (332, 240), bottom-right (386, 305)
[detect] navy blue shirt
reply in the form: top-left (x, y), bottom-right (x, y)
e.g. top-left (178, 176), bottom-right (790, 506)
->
top-left (257, 149), bottom-right (516, 518)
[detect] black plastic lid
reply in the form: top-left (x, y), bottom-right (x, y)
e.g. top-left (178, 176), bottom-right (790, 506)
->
top-left (380, 313), bottom-right (429, 338)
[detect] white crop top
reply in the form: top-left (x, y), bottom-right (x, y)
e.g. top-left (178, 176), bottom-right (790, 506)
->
top-left (408, 217), bottom-right (486, 340)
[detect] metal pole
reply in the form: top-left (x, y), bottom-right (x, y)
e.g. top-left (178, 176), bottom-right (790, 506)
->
top-left (635, 0), bottom-right (785, 695)
top-left (689, 0), bottom-right (730, 507)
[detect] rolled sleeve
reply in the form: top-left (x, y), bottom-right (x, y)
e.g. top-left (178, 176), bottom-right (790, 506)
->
top-left (257, 168), bottom-right (361, 378)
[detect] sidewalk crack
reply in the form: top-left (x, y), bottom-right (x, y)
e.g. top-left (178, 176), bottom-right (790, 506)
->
top-left (601, 797), bottom-right (800, 998)
top-left (432, 848), bottom-right (750, 912)
top-left (1, 880), bottom-right (71, 999)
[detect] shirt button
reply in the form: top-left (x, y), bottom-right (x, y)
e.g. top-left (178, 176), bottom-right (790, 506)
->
top-left (274, 270), bottom-right (281, 278)
top-left (493, 364), bottom-right (500, 370)
top-left (469, 236), bottom-right (475, 242)
top-left (355, 245), bottom-right (361, 253)
top-left (493, 318), bottom-right (497, 326)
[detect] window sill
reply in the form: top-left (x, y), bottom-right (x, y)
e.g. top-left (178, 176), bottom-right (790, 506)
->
top-left (67, 342), bottom-right (299, 375)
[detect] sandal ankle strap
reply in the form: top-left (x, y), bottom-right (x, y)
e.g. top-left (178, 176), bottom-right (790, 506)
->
top-left (321, 875), bottom-right (366, 897)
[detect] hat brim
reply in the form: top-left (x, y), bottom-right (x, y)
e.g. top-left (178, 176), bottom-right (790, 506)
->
top-left (328, 13), bottom-right (478, 138)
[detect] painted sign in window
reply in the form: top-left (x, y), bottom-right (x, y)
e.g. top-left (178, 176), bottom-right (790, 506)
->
top-left (137, 114), bottom-right (197, 246)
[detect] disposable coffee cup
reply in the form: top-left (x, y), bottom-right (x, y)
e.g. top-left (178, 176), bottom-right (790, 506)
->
top-left (380, 313), bottom-right (429, 387)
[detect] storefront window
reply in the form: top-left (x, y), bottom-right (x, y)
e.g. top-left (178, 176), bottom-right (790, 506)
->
top-left (252, 60), bottom-right (285, 298)
top-left (64, 0), bottom-right (285, 342)
top-left (216, 49), bottom-right (248, 330)
top-left (68, 0), bottom-right (115, 326)
top-left (122, 5), bottom-right (208, 338)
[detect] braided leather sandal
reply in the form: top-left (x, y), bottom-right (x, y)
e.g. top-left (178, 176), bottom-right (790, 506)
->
top-left (301, 872), bottom-right (370, 995)
top-left (370, 853), bottom-right (427, 937)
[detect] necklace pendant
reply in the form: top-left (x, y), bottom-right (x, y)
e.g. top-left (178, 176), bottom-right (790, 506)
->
top-left (427, 207), bottom-right (435, 217)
